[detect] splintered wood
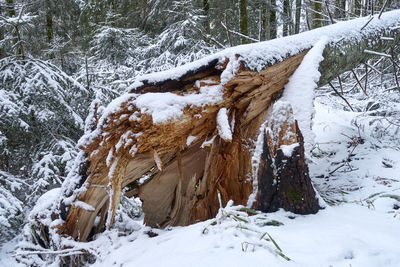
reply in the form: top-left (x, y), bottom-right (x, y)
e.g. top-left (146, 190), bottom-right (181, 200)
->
top-left (58, 50), bottom-right (318, 242)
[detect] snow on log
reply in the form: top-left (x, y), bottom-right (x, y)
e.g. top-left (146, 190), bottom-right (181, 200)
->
top-left (30, 11), bottom-right (400, 243)
top-left (216, 108), bottom-right (233, 142)
top-left (281, 37), bottom-right (328, 155)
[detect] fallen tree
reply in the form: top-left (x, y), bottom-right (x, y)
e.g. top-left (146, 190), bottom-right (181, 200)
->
top-left (28, 11), bottom-right (400, 246)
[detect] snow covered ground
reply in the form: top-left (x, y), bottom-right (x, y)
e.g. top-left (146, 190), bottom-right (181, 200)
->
top-left (1, 75), bottom-right (400, 267)
top-left (89, 204), bottom-right (399, 267)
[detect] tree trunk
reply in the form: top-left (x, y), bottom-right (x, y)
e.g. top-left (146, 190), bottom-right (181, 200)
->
top-left (269, 0), bottom-right (277, 39)
top-left (295, 0), bottom-right (301, 34)
top-left (46, 13), bottom-right (53, 43)
top-left (0, 5), bottom-right (5, 58)
top-left (258, 3), bottom-right (264, 41)
top-left (5, 0), bottom-right (22, 57)
top-left (262, 1), bottom-right (271, 40)
top-left (340, 0), bottom-right (346, 18)
top-left (283, 0), bottom-right (290, 36)
top-left (33, 13), bottom-right (400, 243)
top-left (355, 0), bottom-right (361, 16)
top-left (6, 0), bottom-right (16, 17)
top-left (312, 0), bottom-right (323, 28)
top-left (239, 0), bottom-right (249, 44)
top-left (203, 0), bottom-right (210, 33)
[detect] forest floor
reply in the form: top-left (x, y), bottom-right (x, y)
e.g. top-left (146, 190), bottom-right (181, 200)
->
top-left (1, 85), bottom-right (400, 267)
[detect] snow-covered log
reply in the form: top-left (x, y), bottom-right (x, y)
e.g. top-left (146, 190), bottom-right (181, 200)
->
top-left (33, 11), bottom-right (400, 243)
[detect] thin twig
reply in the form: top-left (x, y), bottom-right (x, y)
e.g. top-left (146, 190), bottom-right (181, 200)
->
top-left (378, 0), bottom-right (389, 19)
top-left (15, 248), bottom-right (91, 256)
top-left (351, 69), bottom-right (368, 95)
top-left (364, 62), bottom-right (382, 75)
top-left (338, 76), bottom-right (344, 94)
top-left (329, 142), bottom-right (359, 175)
top-left (361, 16), bottom-right (374, 30)
top-left (328, 82), bottom-right (354, 111)
top-left (380, 36), bottom-right (394, 41)
top-left (364, 49), bottom-right (392, 58)
top-left (192, 22), bottom-right (225, 48)
top-left (390, 47), bottom-right (400, 91)
top-left (392, 61), bottom-right (400, 92)
top-left (384, 117), bottom-right (400, 127)
top-left (324, 0), bottom-right (335, 24)
top-left (348, 58), bottom-right (384, 92)
top-left (364, 64), bottom-right (368, 92)
top-left (221, 19), bottom-right (232, 47)
top-left (225, 28), bottom-right (260, 43)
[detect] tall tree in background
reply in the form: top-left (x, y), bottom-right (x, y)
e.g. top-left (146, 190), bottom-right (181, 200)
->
top-left (295, 0), bottom-right (301, 33)
top-left (0, 4), bottom-right (4, 58)
top-left (239, 0), bottom-right (249, 44)
top-left (203, 0), bottom-right (210, 32)
top-left (259, 0), bottom-right (270, 40)
top-left (354, 0), bottom-right (361, 16)
top-left (5, 0), bottom-right (15, 17)
top-left (45, 0), bottom-right (53, 43)
top-left (282, 0), bottom-right (290, 36)
top-left (269, 0), bottom-right (277, 38)
top-left (338, 0), bottom-right (346, 18)
top-left (312, 0), bottom-right (323, 28)
top-left (256, 0), bottom-right (278, 40)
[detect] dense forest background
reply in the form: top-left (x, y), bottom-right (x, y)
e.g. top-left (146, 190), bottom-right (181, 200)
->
top-left (0, 0), bottom-right (399, 243)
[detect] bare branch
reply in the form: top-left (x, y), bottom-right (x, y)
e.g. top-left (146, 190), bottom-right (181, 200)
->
top-left (361, 16), bottom-right (374, 30)
top-left (328, 82), bottom-right (355, 111)
top-left (380, 36), bottom-right (395, 41)
top-left (364, 62), bottom-right (382, 75)
top-left (338, 75), bottom-right (344, 94)
top-left (347, 58), bottom-right (385, 92)
top-left (378, 0), bottom-right (389, 19)
top-left (364, 64), bottom-right (368, 92)
top-left (364, 49), bottom-right (392, 58)
top-left (351, 69), bottom-right (368, 95)
top-left (324, 0), bottom-right (335, 24)
top-left (223, 28), bottom-right (259, 43)
top-left (16, 4), bottom-right (25, 23)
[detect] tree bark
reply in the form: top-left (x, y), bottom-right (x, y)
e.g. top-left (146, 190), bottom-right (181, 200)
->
top-left (239, 0), bottom-right (249, 44)
top-left (269, 0), bottom-right (277, 39)
top-left (262, 1), bottom-right (271, 40)
top-left (318, 23), bottom-right (400, 85)
top-left (203, 0), bottom-right (210, 33)
top-left (283, 0), bottom-right (290, 36)
top-left (0, 5), bottom-right (5, 58)
top-left (46, 13), bottom-right (53, 43)
top-left (339, 0), bottom-right (346, 18)
top-left (312, 0), bottom-right (323, 28)
top-left (295, 0), bottom-right (301, 34)
top-left (6, 0), bottom-right (16, 17)
top-left (354, 0), bottom-right (361, 16)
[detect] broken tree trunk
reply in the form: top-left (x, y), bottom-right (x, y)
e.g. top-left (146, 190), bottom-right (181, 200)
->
top-left (34, 11), bottom-right (400, 243)
top-left (257, 103), bottom-right (319, 214)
